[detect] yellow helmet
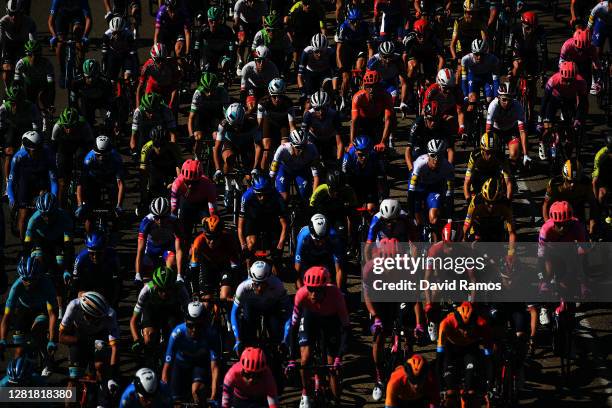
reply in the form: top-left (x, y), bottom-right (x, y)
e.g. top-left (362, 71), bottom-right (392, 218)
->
top-left (481, 177), bottom-right (503, 202)
top-left (561, 159), bottom-right (582, 181)
top-left (480, 132), bottom-right (500, 152)
top-left (463, 0), bottom-right (477, 11)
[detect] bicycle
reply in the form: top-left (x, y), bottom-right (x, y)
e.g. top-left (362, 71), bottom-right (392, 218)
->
top-left (287, 185), bottom-right (308, 256)
top-left (76, 375), bottom-right (99, 408)
top-left (491, 324), bottom-right (523, 408)
top-left (551, 300), bottom-right (575, 385)
top-left (223, 169), bottom-right (249, 225)
top-left (597, 52), bottom-right (612, 125)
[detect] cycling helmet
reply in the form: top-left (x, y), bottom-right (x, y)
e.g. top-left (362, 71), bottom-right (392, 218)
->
top-left (59, 107), bottom-right (79, 127)
top-left (150, 43), bottom-right (168, 62)
top-left (347, 8), bottom-right (362, 21)
top-left (249, 261), bottom-right (272, 283)
top-left (24, 39), bottom-right (41, 55)
top-left (6, 0), bottom-right (22, 13)
top-left (311, 33), bottom-right (328, 51)
top-left (22, 130), bottom-right (42, 149)
top-left (134, 368), bottom-right (158, 397)
top-left (83, 58), bottom-right (100, 78)
top-left (181, 159), bottom-right (202, 181)
top-left (5, 85), bottom-right (22, 102)
top-left (207, 6), bottom-right (222, 20)
top-left (150, 126), bottom-right (167, 147)
top-left (560, 61), bottom-right (577, 81)
top-left (17, 256), bottom-right (41, 282)
top-left (268, 77), bottom-right (286, 95)
top-left (521, 11), bottom-right (537, 26)
top-left (427, 138), bottom-right (446, 156)
top-left (199, 72), bottom-right (219, 93)
top-left (573, 28), bottom-right (590, 50)
top-left (606, 134), bottom-right (612, 149)
top-left (549, 200), bottom-right (573, 222)
top-left (289, 128), bottom-right (309, 147)
top-left (254, 45), bottom-right (270, 59)
top-left (263, 13), bottom-right (281, 29)
top-left (252, 174), bottom-right (272, 193)
top-left (150, 197), bottom-right (170, 217)
top-left (354, 135), bottom-right (372, 152)
top-left (480, 131), bottom-right (500, 152)
top-left (79, 291), bottom-right (110, 319)
top-left (140, 93), bottom-right (162, 112)
top-left (423, 101), bottom-right (440, 119)
top-left (378, 41), bottom-right (395, 57)
top-left (109, 16), bottom-right (126, 33)
top-left (35, 192), bottom-right (58, 214)
top-left (6, 357), bottom-right (33, 384)
top-left (471, 38), bottom-right (488, 54)
top-left (481, 177), bottom-right (503, 201)
top-left (240, 347), bottom-right (267, 373)
top-left (463, 0), bottom-right (476, 11)
top-left (225, 102), bottom-right (246, 126)
top-left (303, 266), bottom-right (330, 287)
top-left (165, 0), bottom-right (178, 8)
top-left (380, 198), bottom-right (401, 220)
top-left (454, 301), bottom-right (475, 326)
top-left (405, 354), bottom-right (428, 383)
top-left (185, 301), bottom-right (206, 322)
top-left (413, 18), bottom-right (429, 35)
top-left (326, 169), bottom-right (343, 190)
top-left (562, 159), bottom-right (583, 181)
top-left (377, 237), bottom-right (400, 258)
top-left (363, 69), bottom-right (381, 86)
top-left (442, 221), bottom-right (458, 242)
top-left (202, 214), bottom-right (224, 236)
top-left (94, 135), bottom-right (112, 154)
top-left (85, 231), bottom-right (106, 250)
top-left (497, 82), bottom-right (514, 97)
top-left (152, 266), bottom-right (176, 290)
top-left (309, 213), bottom-right (329, 239)
top-left (310, 90), bottom-right (330, 109)
top-left (436, 68), bottom-right (455, 87)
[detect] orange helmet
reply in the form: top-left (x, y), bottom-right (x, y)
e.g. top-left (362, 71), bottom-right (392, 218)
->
top-left (549, 201), bottom-right (573, 223)
top-left (202, 214), bottom-right (224, 237)
top-left (181, 159), bottom-right (202, 181)
top-left (303, 266), bottom-right (330, 287)
top-left (573, 29), bottom-right (590, 50)
top-left (454, 301), bottom-right (475, 326)
top-left (413, 18), bottom-right (429, 35)
top-left (560, 61), bottom-right (577, 81)
top-left (521, 11), bottom-right (537, 26)
top-left (363, 69), bottom-right (381, 86)
top-left (240, 347), bottom-right (267, 373)
top-left (405, 354), bottom-right (428, 383)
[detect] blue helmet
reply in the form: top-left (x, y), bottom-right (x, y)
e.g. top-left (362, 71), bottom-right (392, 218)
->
top-left (85, 231), bottom-right (106, 250)
top-left (7, 357), bottom-right (34, 384)
top-left (347, 8), bottom-right (362, 21)
top-left (17, 256), bottom-right (41, 282)
top-left (354, 135), bottom-right (372, 152)
top-left (252, 175), bottom-right (272, 193)
top-left (35, 192), bottom-right (58, 214)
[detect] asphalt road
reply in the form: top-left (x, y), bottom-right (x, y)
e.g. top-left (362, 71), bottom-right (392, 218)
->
top-left (0, 0), bottom-right (610, 407)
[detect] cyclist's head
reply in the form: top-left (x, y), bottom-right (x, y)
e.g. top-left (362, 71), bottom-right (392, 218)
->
top-left (263, 13), bottom-right (281, 31)
top-left (562, 159), bottom-right (583, 182)
top-left (362, 69), bottom-right (381, 88)
top-left (481, 176), bottom-right (503, 202)
top-left (17, 256), bottom-right (41, 285)
top-left (471, 38), bottom-right (488, 55)
top-left (268, 77), bottom-right (286, 96)
top-left (134, 368), bottom-right (158, 399)
top-left (202, 214), bottom-right (224, 238)
top-left (303, 266), bottom-right (330, 288)
top-left (199, 72), bottom-right (219, 94)
top-left (442, 221), bottom-right (458, 242)
top-left (559, 61), bottom-right (577, 82)
top-left (180, 159), bottom-right (202, 181)
top-left (94, 135), bottom-right (112, 158)
top-left (521, 11), bottom-right (537, 28)
top-left (152, 266), bottom-right (176, 291)
top-left (21, 130), bottom-right (43, 150)
top-left (185, 301), bottom-right (206, 326)
top-left (254, 45), bottom-right (270, 64)
top-left (249, 260), bottom-right (272, 284)
top-left (380, 198), bottom-right (401, 221)
top-left (310, 33), bottom-right (328, 52)
top-left (378, 41), bottom-right (395, 58)
top-left (326, 169), bottom-right (343, 190)
top-left (309, 213), bottom-right (329, 240)
top-left (413, 18), bottom-right (429, 38)
top-left (149, 197), bottom-right (170, 218)
top-left (436, 68), bottom-right (455, 89)
top-left (150, 125), bottom-right (168, 148)
top-left (79, 291), bottom-right (110, 320)
top-left (289, 128), bottom-right (309, 148)
top-left (240, 347), bottom-right (268, 376)
top-left (405, 354), bottom-right (428, 384)
top-left (480, 131), bottom-right (500, 154)
top-left (454, 301), bottom-right (476, 327)
top-left (426, 138), bottom-right (446, 159)
top-left (6, 0), bottom-right (23, 16)
top-left (24, 39), bottom-right (41, 56)
top-left (7, 356), bottom-right (34, 385)
top-left (140, 93), bottom-right (162, 112)
top-left (59, 107), bottom-right (79, 129)
top-left (376, 237), bottom-right (400, 258)
top-left (5, 85), bottom-right (23, 103)
top-left (497, 82), bottom-right (515, 106)
top-left (606, 134), bottom-right (612, 150)
top-left (463, 0), bottom-right (476, 13)
top-left (225, 102), bottom-right (246, 127)
top-left (252, 174), bottom-right (273, 195)
top-left (85, 231), bottom-right (107, 251)
top-left (150, 43), bottom-right (168, 63)
top-left (549, 200), bottom-right (573, 223)
top-left (347, 7), bottom-right (362, 23)
top-left (354, 135), bottom-right (372, 155)
top-left (109, 16), bottom-right (127, 33)
top-left (310, 90), bottom-right (330, 110)
top-left (165, 0), bottom-right (178, 10)
top-left (35, 192), bottom-right (58, 215)
top-left (207, 6), bottom-right (223, 21)
top-left (573, 28), bottom-right (590, 50)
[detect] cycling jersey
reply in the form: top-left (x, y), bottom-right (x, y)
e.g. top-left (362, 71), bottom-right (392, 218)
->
top-left (131, 105), bottom-right (177, 135)
top-left (486, 98), bottom-right (525, 132)
top-left (336, 20), bottom-right (372, 49)
top-left (437, 311), bottom-right (493, 353)
top-left (216, 118), bottom-right (261, 149)
top-left (0, 14), bottom-right (36, 60)
top-left (257, 95), bottom-right (295, 129)
top-left (270, 142), bottom-right (319, 176)
top-left (351, 88), bottom-right (394, 121)
top-left (119, 382), bottom-right (173, 408)
top-left (196, 23), bottom-right (235, 56)
top-left (541, 72), bottom-right (589, 121)
top-left (102, 27), bottom-right (136, 57)
top-left (190, 86), bottom-right (229, 121)
top-left (138, 213), bottom-right (183, 255)
top-left (592, 146), bottom-right (612, 180)
top-left (190, 231), bottom-right (240, 270)
top-left (155, 4), bottom-right (190, 34)
top-left (81, 149), bottom-right (124, 182)
top-left (165, 322), bottom-right (219, 366)
top-left (402, 33), bottom-right (444, 64)
top-left (367, 211), bottom-right (417, 243)
top-left (7, 146), bottom-right (58, 206)
top-left (70, 75), bottom-right (114, 103)
top-left (287, 1), bottom-right (326, 43)
top-left (508, 24), bottom-right (547, 72)
top-left (422, 83), bottom-right (464, 116)
top-left (170, 174), bottom-right (216, 214)
top-left (5, 276), bottom-right (57, 314)
top-left (589, 1), bottom-right (612, 47)
top-left (50, 0), bottom-right (91, 16)
top-left (538, 218), bottom-right (587, 245)
top-left (51, 118), bottom-right (93, 146)
top-left (298, 46), bottom-right (336, 75)
top-left (14, 56), bottom-right (55, 89)
top-left (464, 195), bottom-right (514, 237)
top-left (303, 107), bottom-right (341, 142)
top-left (465, 150), bottom-right (511, 182)
top-left (139, 140), bottom-right (182, 172)
top-left (407, 116), bottom-right (448, 153)
top-left (385, 365), bottom-right (440, 407)
top-left (452, 17), bottom-right (487, 54)
top-left (239, 187), bottom-right (287, 218)
top-left (367, 53), bottom-right (405, 88)
top-left (294, 225), bottom-right (344, 267)
top-left (133, 282), bottom-right (190, 315)
top-left (309, 184), bottom-right (358, 215)
top-left (408, 154), bottom-right (454, 193)
top-left (0, 101), bottom-right (42, 139)
top-left (222, 361), bottom-right (279, 408)
top-left (139, 58), bottom-right (181, 98)
top-left (544, 176), bottom-right (593, 215)
top-left (559, 37), bottom-right (599, 67)
top-left (25, 209), bottom-right (73, 245)
top-left (461, 53), bottom-right (500, 97)
top-left (252, 29), bottom-right (292, 53)
top-left (233, 0), bottom-right (268, 25)
top-left (240, 60), bottom-right (280, 92)
top-left (60, 298), bottom-right (119, 345)
top-left (72, 248), bottom-right (120, 296)
top-left (342, 146), bottom-right (386, 178)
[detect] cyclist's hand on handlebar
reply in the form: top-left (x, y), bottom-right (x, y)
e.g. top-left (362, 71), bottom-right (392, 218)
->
top-left (131, 339), bottom-right (144, 353)
top-left (284, 360), bottom-right (297, 377)
top-left (107, 379), bottom-right (119, 394)
top-left (81, 36), bottom-right (89, 47)
top-left (572, 119), bottom-right (582, 130)
top-left (399, 102), bottom-right (409, 115)
top-left (49, 37), bottom-right (58, 48)
top-left (47, 340), bottom-right (57, 353)
top-left (63, 271), bottom-right (72, 285)
top-left (75, 205), bottom-right (85, 219)
top-left (104, 11), bottom-right (113, 22)
top-left (370, 317), bottom-right (383, 336)
top-left (374, 143), bottom-right (386, 152)
top-left (114, 206), bottom-right (124, 218)
top-left (332, 357), bottom-right (342, 372)
top-left (213, 169), bottom-right (223, 183)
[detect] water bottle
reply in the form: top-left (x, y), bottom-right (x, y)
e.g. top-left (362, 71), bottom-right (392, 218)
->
top-left (539, 307), bottom-right (550, 326)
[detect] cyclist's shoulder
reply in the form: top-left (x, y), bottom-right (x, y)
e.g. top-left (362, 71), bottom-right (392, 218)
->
top-left (595, 146), bottom-right (610, 161)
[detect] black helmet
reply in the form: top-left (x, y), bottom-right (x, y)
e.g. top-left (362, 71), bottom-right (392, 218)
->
top-left (151, 126), bottom-right (167, 147)
top-left (326, 170), bottom-right (343, 190)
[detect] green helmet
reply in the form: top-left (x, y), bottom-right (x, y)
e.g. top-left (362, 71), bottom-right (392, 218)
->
top-left (263, 13), bottom-right (281, 29)
top-left (152, 266), bottom-right (176, 290)
top-left (82, 59), bottom-right (100, 78)
top-left (5, 86), bottom-right (22, 102)
top-left (24, 39), bottom-right (41, 55)
top-left (58, 107), bottom-right (79, 128)
top-left (207, 6), bottom-right (222, 21)
top-left (199, 72), bottom-right (219, 93)
top-left (140, 93), bottom-right (162, 111)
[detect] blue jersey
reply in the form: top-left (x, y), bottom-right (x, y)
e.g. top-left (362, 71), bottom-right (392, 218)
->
top-left (5, 276), bottom-right (57, 313)
top-left (50, 0), bottom-right (91, 16)
top-left (81, 149), bottom-right (124, 183)
top-left (119, 382), bottom-right (172, 408)
top-left (294, 226), bottom-right (344, 266)
top-left (336, 20), bottom-right (372, 48)
top-left (165, 323), bottom-right (219, 367)
top-left (25, 209), bottom-right (73, 245)
top-left (239, 188), bottom-right (286, 218)
top-left (367, 212), bottom-right (414, 242)
top-left (138, 214), bottom-right (182, 255)
top-left (7, 146), bottom-right (58, 204)
top-left (342, 146), bottom-right (385, 178)
top-left (72, 248), bottom-right (120, 294)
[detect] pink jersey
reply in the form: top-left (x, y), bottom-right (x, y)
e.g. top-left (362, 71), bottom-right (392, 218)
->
top-left (221, 362), bottom-right (279, 408)
top-left (291, 285), bottom-right (350, 327)
top-left (545, 72), bottom-right (588, 100)
top-left (538, 218), bottom-right (587, 257)
top-left (559, 38), bottom-right (599, 67)
top-left (422, 83), bottom-right (464, 116)
top-left (170, 174), bottom-right (217, 213)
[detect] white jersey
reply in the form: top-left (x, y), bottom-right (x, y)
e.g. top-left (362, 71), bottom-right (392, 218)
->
top-left (408, 154), bottom-right (454, 192)
top-left (270, 142), bottom-right (319, 176)
top-left (234, 276), bottom-right (288, 310)
top-left (240, 60), bottom-right (279, 92)
top-left (60, 298), bottom-right (120, 343)
top-left (486, 98), bottom-right (525, 132)
top-left (131, 106), bottom-right (176, 133)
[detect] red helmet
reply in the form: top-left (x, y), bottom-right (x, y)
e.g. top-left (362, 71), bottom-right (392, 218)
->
top-left (442, 221), bottom-right (457, 242)
top-left (413, 18), bottom-right (429, 35)
top-left (549, 201), bottom-right (573, 223)
top-left (377, 237), bottom-right (400, 258)
top-left (240, 347), bottom-right (267, 373)
top-left (363, 69), bottom-right (381, 86)
top-left (521, 11), bottom-right (537, 26)
top-left (559, 61), bottom-right (576, 81)
top-left (303, 266), bottom-right (330, 287)
top-left (573, 29), bottom-right (590, 50)
top-left (180, 159), bottom-right (202, 181)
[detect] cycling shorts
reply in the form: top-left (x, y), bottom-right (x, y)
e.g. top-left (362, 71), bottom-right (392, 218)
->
top-left (302, 69), bottom-right (336, 95)
top-left (297, 310), bottom-right (342, 356)
top-left (157, 28), bottom-right (186, 47)
top-left (372, 302), bottom-right (412, 335)
top-left (236, 303), bottom-right (285, 344)
top-left (103, 49), bottom-right (136, 79)
top-left (442, 343), bottom-right (484, 391)
top-left (542, 96), bottom-right (574, 123)
top-left (170, 362), bottom-right (210, 401)
top-left (495, 127), bottom-right (520, 147)
top-left (68, 331), bottom-right (111, 374)
top-left (467, 73), bottom-right (495, 98)
top-left (592, 18), bottom-right (610, 48)
top-left (54, 10), bottom-right (85, 36)
top-left (1, 41), bottom-right (24, 65)
top-left (275, 165), bottom-right (312, 198)
top-left (412, 189), bottom-right (444, 212)
top-left (139, 301), bottom-right (183, 329)
top-left (10, 307), bottom-right (48, 334)
top-left (194, 264), bottom-right (235, 294)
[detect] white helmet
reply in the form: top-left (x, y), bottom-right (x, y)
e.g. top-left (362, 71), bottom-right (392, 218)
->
top-left (378, 40), bottom-right (395, 57)
top-left (134, 368), bottom-right (158, 397)
top-left (471, 38), bottom-right (488, 54)
top-left (249, 261), bottom-right (272, 283)
top-left (380, 199), bottom-right (401, 220)
top-left (254, 45), bottom-right (270, 59)
top-left (427, 138), bottom-right (446, 155)
top-left (497, 82), bottom-right (514, 97)
top-left (149, 197), bottom-right (170, 217)
top-left (94, 135), bottom-right (112, 154)
top-left (310, 90), bottom-right (330, 109)
top-left (309, 213), bottom-right (329, 239)
top-left (289, 129), bottom-right (309, 147)
top-left (22, 130), bottom-right (42, 148)
top-left (436, 68), bottom-right (455, 87)
top-left (6, 0), bottom-right (22, 13)
top-left (311, 33), bottom-right (328, 51)
top-left (79, 291), bottom-right (109, 319)
top-left (225, 103), bottom-right (246, 126)
top-left (268, 78), bottom-right (286, 95)
top-left (109, 17), bottom-right (126, 32)
top-left (186, 301), bottom-right (205, 321)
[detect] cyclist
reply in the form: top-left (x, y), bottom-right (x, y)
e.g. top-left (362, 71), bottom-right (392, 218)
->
top-left (252, 14), bottom-right (293, 76)
top-left (297, 33), bottom-right (337, 99)
top-left (103, 0), bottom-right (142, 39)
top-left (136, 44), bottom-right (181, 111)
top-left (486, 82), bottom-right (530, 167)
top-left (222, 347), bottom-right (280, 408)
top-left (238, 175), bottom-right (288, 261)
top-left (59, 291), bottom-right (120, 407)
top-left (350, 69), bottom-right (395, 150)
top-left (372, 0), bottom-right (409, 41)
top-left (559, 28), bottom-right (601, 95)
top-left (101, 16), bottom-right (138, 84)
top-left (405, 101), bottom-right (454, 171)
top-left (588, 1), bottom-right (612, 61)
top-left (190, 215), bottom-right (241, 299)
top-left (119, 367), bottom-right (173, 408)
top-left (257, 78), bottom-right (296, 170)
top-left (284, 266), bottom-right (349, 407)
top-left (0, 0), bottom-right (36, 87)
top-left (309, 169), bottom-right (358, 229)
top-left (368, 39), bottom-right (408, 109)
top-left (193, 6), bottom-right (235, 75)
top-left (302, 90), bottom-right (343, 164)
top-left (342, 134), bottom-right (386, 211)
top-left (188, 72), bottom-right (229, 160)
top-left (69, 59), bottom-right (114, 129)
top-left (269, 128), bottom-right (320, 202)
top-left (464, 132), bottom-right (513, 202)
top-left (384, 354), bottom-right (441, 407)
top-left (0, 356), bottom-right (46, 386)
top-left (131, 92), bottom-right (178, 156)
top-left (422, 68), bottom-right (466, 140)
top-left (366, 198), bottom-right (418, 248)
top-left (162, 301), bottom-right (220, 404)
top-left (135, 197), bottom-right (185, 284)
top-left (240, 46), bottom-right (279, 112)
top-left (75, 136), bottom-right (125, 235)
top-left (51, 107), bottom-right (93, 207)
top-left (461, 39), bottom-right (500, 109)
top-left (450, 0), bottom-right (487, 84)
top-left (231, 261), bottom-right (291, 353)
top-left (233, 0), bottom-right (268, 73)
top-left (295, 213), bottom-right (345, 288)
top-left (592, 135), bottom-right (612, 208)
top-left (286, 0), bottom-right (328, 71)
top-left (154, 0), bottom-right (191, 65)
top-left (13, 40), bottom-right (56, 132)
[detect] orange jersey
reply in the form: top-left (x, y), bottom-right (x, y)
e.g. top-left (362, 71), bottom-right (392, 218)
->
top-left (190, 232), bottom-right (240, 270)
top-left (385, 365), bottom-right (440, 406)
top-left (351, 88), bottom-right (394, 121)
top-left (437, 312), bottom-right (493, 352)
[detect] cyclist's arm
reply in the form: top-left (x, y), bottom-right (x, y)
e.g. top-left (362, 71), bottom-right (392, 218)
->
top-left (135, 227), bottom-right (147, 276)
top-left (161, 326), bottom-right (180, 383)
top-left (6, 154), bottom-right (18, 206)
top-left (450, 20), bottom-right (459, 59)
top-left (462, 197), bottom-right (476, 238)
top-left (175, 235), bottom-right (184, 279)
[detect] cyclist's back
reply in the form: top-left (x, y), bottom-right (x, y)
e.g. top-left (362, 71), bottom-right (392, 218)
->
top-left (120, 382), bottom-right (172, 408)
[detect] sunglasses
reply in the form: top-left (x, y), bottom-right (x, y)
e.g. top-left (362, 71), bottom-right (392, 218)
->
top-left (254, 57), bottom-right (265, 63)
top-left (306, 286), bottom-right (324, 293)
top-left (499, 97), bottom-right (511, 102)
top-left (88, 249), bottom-right (104, 255)
top-left (356, 151), bottom-right (367, 157)
top-left (270, 94), bottom-right (281, 99)
top-left (186, 321), bottom-right (203, 329)
top-left (242, 370), bottom-right (260, 380)
top-left (428, 153), bottom-right (440, 159)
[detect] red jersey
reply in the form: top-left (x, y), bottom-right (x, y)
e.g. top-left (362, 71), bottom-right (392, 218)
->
top-left (139, 58), bottom-right (181, 98)
top-left (351, 88), bottom-right (394, 121)
top-left (291, 284), bottom-right (350, 327)
top-left (422, 83), bottom-right (464, 116)
top-left (221, 362), bottom-right (279, 408)
top-left (170, 174), bottom-right (217, 213)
